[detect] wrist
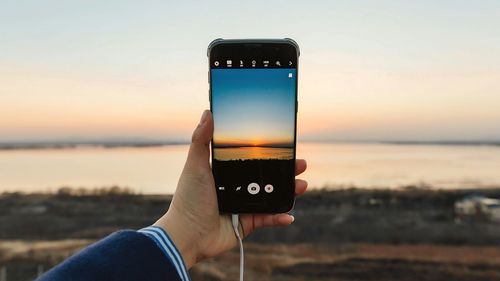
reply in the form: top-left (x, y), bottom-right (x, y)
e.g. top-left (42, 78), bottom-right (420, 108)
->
top-left (154, 210), bottom-right (198, 269)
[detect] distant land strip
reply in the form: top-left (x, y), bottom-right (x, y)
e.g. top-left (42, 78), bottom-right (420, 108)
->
top-left (214, 145), bottom-right (294, 148)
top-left (0, 141), bottom-right (189, 150)
top-left (0, 140), bottom-right (499, 150)
top-left (380, 141), bottom-right (500, 146)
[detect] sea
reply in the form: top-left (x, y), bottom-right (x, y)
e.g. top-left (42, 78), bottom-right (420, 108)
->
top-left (0, 142), bottom-right (499, 194)
top-left (214, 146), bottom-right (294, 161)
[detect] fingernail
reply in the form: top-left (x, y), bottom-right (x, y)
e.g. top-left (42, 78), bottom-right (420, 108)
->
top-left (290, 215), bottom-right (295, 223)
top-left (199, 110), bottom-right (209, 125)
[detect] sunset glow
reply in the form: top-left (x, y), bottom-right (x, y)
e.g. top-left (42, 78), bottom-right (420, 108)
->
top-left (214, 137), bottom-right (294, 148)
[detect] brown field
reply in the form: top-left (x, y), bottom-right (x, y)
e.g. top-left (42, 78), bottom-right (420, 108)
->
top-left (1, 240), bottom-right (500, 281)
top-left (192, 243), bottom-right (500, 281)
top-left (1, 187), bottom-right (500, 280)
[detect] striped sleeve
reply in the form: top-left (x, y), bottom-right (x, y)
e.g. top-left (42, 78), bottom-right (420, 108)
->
top-left (138, 226), bottom-right (190, 281)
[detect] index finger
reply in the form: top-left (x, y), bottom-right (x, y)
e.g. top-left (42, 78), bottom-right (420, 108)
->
top-left (295, 159), bottom-right (307, 176)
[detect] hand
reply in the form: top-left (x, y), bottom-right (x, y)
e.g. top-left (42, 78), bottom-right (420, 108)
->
top-left (154, 110), bottom-right (308, 268)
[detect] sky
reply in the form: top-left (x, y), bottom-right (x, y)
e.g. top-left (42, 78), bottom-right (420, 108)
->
top-left (212, 68), bottom-right (296, 148)
top-left (0, 0), bottom-right (499, 142)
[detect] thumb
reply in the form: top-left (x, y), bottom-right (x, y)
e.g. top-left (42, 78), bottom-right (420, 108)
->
top-left (185, 110), bottom-right (213, 171)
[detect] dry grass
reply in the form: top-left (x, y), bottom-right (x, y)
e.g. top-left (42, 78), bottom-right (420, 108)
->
top-left (0, 239), bottom-right (93, 261)
top-left (1, 240), bottom-right (499, 281)
top-left (351, 243), bottom-right (500, 265)
top-left (191, 243), bottom-right (500, 281)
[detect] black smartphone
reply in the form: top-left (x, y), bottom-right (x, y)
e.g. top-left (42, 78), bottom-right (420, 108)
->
top-left (208, 38), bottom-right (299, 213)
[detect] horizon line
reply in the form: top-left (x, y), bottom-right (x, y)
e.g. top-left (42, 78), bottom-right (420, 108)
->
top-left (0, 139), bottom-right (499, 150)
top-left (214, 144), bottom-right (294, 149)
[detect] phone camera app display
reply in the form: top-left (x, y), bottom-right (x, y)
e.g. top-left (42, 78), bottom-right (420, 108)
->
top-left (211, 67), bottom-right (296, 207)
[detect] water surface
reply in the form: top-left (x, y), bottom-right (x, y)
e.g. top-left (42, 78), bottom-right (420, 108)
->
top-left (214, 146), bottom-right (293, 161)
top-left (1, 143), bottom-right (499, 194)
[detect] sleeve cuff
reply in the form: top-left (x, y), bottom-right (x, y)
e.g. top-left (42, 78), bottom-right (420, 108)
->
top-left (138, 226), bottom-right (190, 281)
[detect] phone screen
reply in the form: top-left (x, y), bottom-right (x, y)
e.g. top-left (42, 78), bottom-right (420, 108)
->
top-left (209, 41), bottom-right (298, 213)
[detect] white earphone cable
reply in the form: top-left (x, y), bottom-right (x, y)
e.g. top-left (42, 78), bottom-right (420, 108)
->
top-left (231, 214), bottom-right (244, 281)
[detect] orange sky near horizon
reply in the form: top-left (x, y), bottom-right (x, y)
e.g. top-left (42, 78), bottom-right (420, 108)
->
top-left (1, 61), bottom-right (500, 142)
top-left (214, 136), bottom-right (294, 148)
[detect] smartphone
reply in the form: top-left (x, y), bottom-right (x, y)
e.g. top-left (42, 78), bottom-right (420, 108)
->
top-left (208, 38), bottom-right (299, 213)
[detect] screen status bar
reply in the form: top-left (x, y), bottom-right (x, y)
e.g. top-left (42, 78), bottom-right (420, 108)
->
top-left (211, 59), bottom-right (295, 69)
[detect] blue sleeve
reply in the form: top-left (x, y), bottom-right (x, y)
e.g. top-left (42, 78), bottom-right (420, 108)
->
top-left (37, 227), bottom-right (190, 281)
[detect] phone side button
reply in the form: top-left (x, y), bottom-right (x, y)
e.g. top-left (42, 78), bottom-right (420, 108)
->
top-left (296, 100), bottom-right (298, 112)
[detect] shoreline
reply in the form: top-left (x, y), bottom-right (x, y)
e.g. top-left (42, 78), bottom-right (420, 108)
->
top-left (2, 185), bottom-right (500, 197)
top-left (1, 140), bottom-right (499, 151)
top-left (1, 187), bottom-right (500, 242)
